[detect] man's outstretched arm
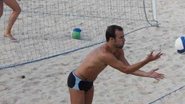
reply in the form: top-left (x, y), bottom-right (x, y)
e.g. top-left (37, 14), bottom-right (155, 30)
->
top-left (121, 51), bottom-right (164, 80)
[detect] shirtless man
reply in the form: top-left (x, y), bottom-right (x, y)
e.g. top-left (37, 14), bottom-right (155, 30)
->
top-left (67, 25), bottom-right (164, 104)
top-left (0, 0), bottom-right (21, 41)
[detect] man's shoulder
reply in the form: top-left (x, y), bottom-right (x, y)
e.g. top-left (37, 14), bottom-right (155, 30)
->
top-left (99, 49), bottom-right (114, 59)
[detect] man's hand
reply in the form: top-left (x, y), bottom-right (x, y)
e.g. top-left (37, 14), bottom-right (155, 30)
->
top-left (147, 68), bottom-right (165, 80)
top-left (146, 51), bottom-right (163, 62)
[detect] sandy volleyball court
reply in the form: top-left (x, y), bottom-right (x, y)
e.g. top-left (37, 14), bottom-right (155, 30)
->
top-left (1, 0), bottom-right (185, 104)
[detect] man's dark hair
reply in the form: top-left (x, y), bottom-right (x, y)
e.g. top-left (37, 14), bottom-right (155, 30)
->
top-left (105, 25), bottom-right (123, 42)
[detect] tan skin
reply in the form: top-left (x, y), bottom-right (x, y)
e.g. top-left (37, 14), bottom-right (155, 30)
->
top-left (0, 0), bottom-right (21, 41)
top-left (69, 30), bottom-right (164, 104)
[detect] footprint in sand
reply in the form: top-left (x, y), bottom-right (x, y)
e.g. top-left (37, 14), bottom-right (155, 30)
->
top-left (0, 85), bottom-right (9, 91)
top-left (60, 59), bottom-right (70, 66)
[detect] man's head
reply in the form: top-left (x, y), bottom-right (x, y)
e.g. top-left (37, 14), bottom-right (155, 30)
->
top-left (105, 25), bottom-right (125, 49)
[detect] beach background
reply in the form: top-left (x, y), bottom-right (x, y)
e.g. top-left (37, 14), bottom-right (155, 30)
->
top-left (1, 0), bottom-right (185, 104)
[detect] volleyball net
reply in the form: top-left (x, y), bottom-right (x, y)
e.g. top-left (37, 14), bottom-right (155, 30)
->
top-left (0, 0), bottom-right (158, 69)
top-left (149, 85), bottom-right (185, 104)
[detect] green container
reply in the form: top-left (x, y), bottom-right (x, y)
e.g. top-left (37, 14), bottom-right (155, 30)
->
top-left (72, 31), bottom-right (81, 39)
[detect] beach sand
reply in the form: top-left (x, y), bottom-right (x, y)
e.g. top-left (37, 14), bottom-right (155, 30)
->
top-left (1, 0), bottom-right (185, 104)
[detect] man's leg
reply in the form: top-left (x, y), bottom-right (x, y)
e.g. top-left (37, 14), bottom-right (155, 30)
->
top-left (69, 88), bottom-right (85, 104)
top-left (85, 86), bottom-right (94, 104)
top-left (4, 0), bottom-right (21, 40)
top-left (0, 1), bottom-right (3, 17)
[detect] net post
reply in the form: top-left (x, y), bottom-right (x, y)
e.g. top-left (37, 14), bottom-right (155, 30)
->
top-left (152, 0), bottom-right (159, 27)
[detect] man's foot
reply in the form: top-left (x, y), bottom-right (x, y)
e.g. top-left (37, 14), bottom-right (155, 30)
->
top-left (4, 35), bottom-right (18, 42)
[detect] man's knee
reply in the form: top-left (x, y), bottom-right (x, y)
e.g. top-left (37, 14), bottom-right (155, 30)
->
top-left (15, 7), bottom-right (21, 14)
top-left (13, 7), bottom-right (21, 15)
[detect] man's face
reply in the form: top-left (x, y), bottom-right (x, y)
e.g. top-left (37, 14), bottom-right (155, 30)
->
top-left (114, 30), bottom-right (125, 49)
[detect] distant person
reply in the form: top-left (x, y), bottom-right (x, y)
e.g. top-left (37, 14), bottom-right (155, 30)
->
top-left (67, 25), bottom-right (165, 104)
top-left (0, 0), bottom-right (21, 41)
